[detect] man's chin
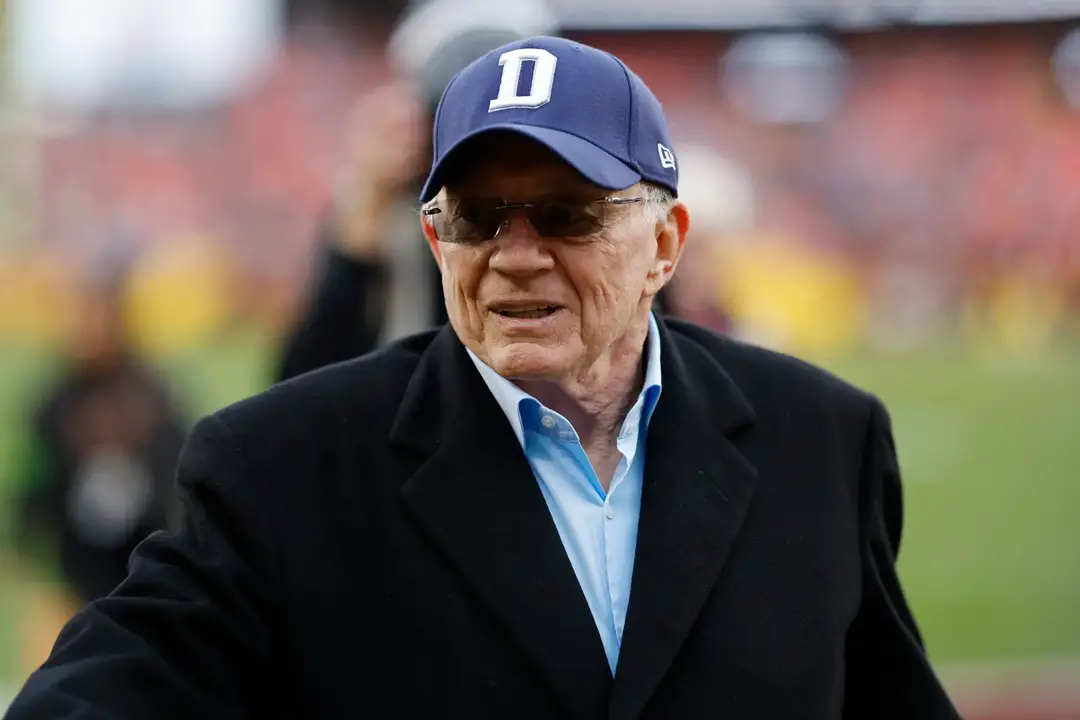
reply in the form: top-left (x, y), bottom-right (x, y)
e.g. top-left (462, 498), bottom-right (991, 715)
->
top-left (487, 342), bottom-right (572, 381)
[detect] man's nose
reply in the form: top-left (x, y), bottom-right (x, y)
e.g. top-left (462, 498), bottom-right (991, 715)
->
top-left (488, 216), bottom-right (554, 275)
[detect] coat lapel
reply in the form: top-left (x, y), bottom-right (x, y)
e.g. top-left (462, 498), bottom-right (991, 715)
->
top-left (392, 328), bottom-right (612, 720)
top-left (610, 320), bottom-right (759, 720)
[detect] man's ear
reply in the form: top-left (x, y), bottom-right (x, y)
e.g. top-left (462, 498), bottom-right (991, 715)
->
top-left (420, 209), bottom-right (443, 268)
top-left (645, 202), bottom-right (690, 296)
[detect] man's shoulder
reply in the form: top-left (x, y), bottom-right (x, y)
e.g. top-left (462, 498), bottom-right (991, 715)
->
top-left (666, 318), bottom-right (876, 412)
top-left (214, 330), bottom-right (440, 436)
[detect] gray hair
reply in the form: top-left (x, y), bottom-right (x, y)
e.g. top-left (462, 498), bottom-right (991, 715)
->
top-left (641, 182), bottom-right (675, 223)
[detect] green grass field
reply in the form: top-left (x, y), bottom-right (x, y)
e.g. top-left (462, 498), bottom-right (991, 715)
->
top-left (0, 334), bottom-right (1077, 687)
top-left (828, 348), bottom-right (1080, 664)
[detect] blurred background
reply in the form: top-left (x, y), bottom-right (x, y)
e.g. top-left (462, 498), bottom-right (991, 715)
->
top-left (0, 0), bottom-right (1078, 717)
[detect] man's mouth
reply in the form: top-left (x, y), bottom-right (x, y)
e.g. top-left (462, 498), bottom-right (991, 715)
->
top-left (494, 306), bottom-right (560, 319)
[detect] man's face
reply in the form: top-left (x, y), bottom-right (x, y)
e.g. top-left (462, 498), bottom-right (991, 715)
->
top-left (423, 134), bottom-right (686, 382)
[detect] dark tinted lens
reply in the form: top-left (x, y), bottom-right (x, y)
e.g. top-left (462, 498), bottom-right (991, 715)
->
top-left (435, 199), bottom-right (614, 243)
top-left (444, 201), bottom-right (503, 244)
top-left (530, 202), bottom-right (604, 238)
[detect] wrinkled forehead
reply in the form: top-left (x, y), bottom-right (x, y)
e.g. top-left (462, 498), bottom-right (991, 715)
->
top-left (440, 131), bottom-right (603, 200)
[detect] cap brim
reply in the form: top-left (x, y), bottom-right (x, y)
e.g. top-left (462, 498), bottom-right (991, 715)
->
top-left (419, 124), bottom-right (642, 202)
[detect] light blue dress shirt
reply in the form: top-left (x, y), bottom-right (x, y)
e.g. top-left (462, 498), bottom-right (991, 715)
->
top-left (466, 313), bottom-right (663, 674)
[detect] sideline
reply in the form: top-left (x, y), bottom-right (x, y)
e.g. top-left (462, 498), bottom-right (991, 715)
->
top-left (940, 656), bottom-right (1080, 717)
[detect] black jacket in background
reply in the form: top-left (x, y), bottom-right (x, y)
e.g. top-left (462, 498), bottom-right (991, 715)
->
top-left (14, 359), bottom-right (187, 603)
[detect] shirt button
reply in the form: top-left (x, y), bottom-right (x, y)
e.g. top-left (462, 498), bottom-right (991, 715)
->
top-left (605, 506), bottom-right (615, 520)
top-left (541, 415), bottom-right (556, 429)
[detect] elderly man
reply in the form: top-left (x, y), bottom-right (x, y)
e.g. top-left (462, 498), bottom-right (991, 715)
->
top-left (7, 37), bottom-right (959, 720)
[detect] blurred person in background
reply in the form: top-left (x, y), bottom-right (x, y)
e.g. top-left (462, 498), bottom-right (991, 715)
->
top-left (11, 246), bottom-right (187, 669)
top-left (276, 0), bottom-right (678, 382)
top-left (275, 0), bottom-right (560, 379)
top-left (660, 144), bottom-right (756, 335)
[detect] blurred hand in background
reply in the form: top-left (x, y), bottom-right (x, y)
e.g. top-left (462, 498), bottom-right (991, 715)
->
top-left (330, 81), bottom-right (430, 262)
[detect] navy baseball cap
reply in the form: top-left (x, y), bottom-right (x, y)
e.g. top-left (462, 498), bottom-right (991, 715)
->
top-left (419, 36), bottom-right (679, 202)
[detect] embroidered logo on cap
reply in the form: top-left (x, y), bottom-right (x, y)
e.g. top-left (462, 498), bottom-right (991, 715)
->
top-left (489, 48), bottom-right (558, 112)
top-left (657, 144), bottom-right (676, 170)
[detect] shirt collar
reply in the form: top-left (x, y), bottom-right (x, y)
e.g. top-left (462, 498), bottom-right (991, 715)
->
top-left (467, 312), bottom-right (664, 447)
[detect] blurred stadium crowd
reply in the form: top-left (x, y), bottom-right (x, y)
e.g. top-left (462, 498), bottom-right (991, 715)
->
top-left (3, 12), bottom-right (1080, 359)
top-left (0, 0), bottom-right (1078, 717)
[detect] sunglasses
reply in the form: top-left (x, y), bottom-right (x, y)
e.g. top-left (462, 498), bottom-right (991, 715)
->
top-left (421, 196), bottom-right (643, 245)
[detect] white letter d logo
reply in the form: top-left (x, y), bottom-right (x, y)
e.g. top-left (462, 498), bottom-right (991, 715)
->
top-left (489, 48), bottom-right (558, 112)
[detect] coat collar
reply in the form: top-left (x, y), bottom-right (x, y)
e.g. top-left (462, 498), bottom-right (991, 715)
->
top-left (391, 317), bottom-right (758, 719)
top-left (608, 318), bottom-right (758, 720)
